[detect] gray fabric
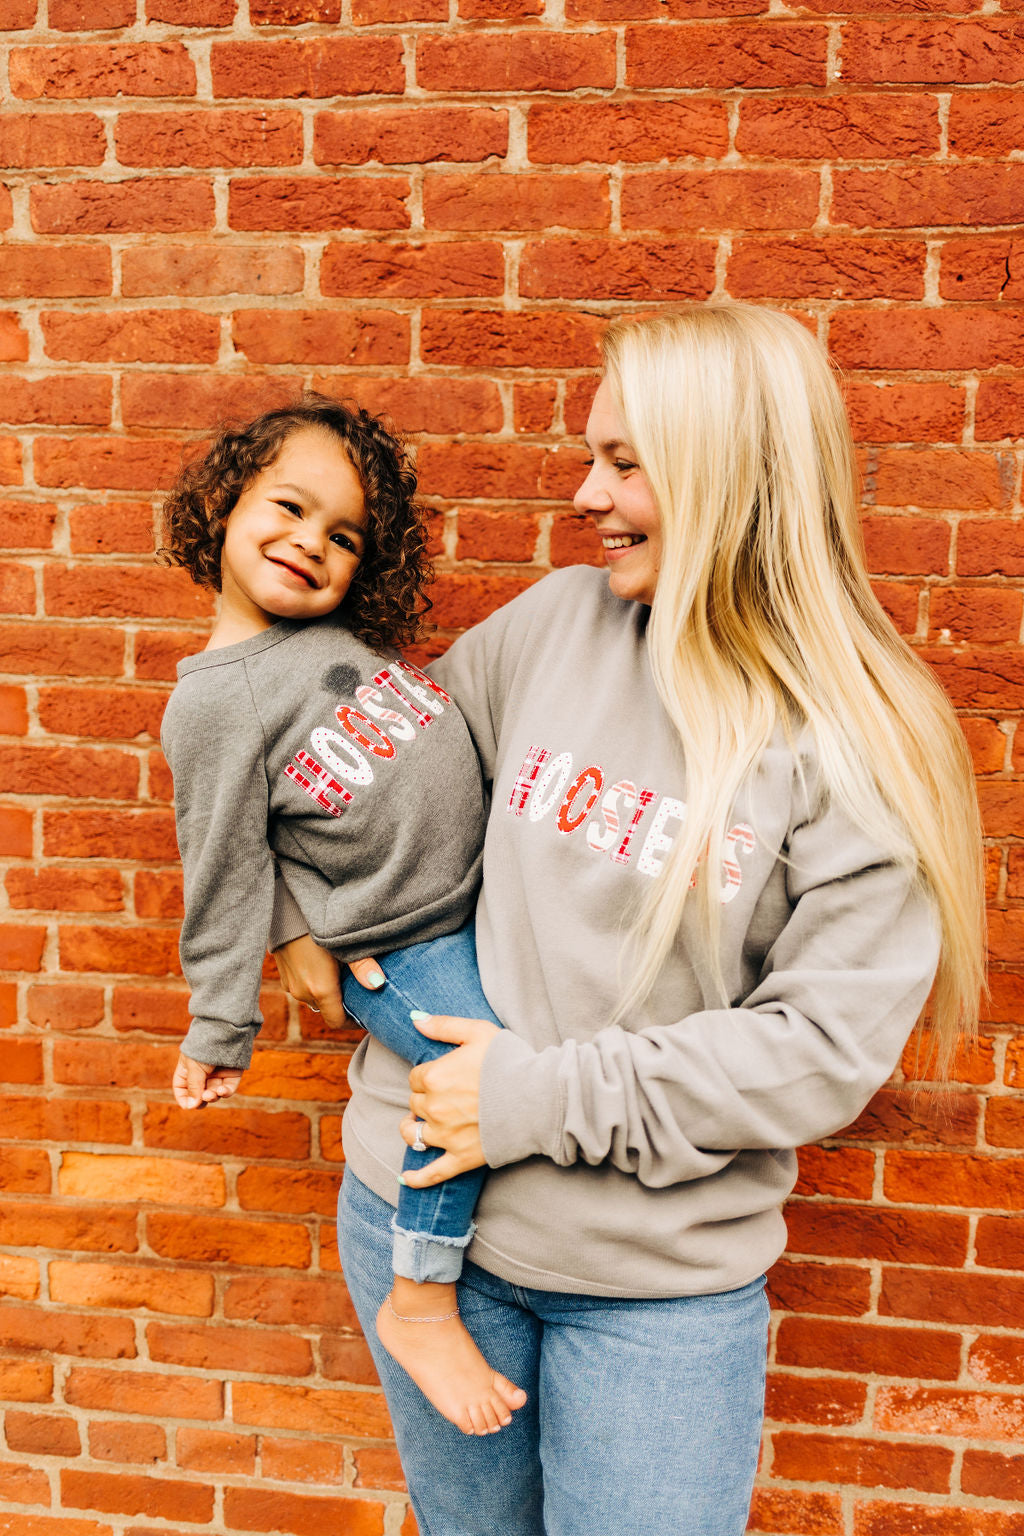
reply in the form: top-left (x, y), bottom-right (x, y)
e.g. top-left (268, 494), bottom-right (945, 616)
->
top-left (161, 612), bottom-right (486, 1069)
top-left (342, 566), bottom-right (940, 1298)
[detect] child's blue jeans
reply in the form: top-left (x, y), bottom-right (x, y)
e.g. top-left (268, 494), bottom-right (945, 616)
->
top-left (340, 918), bottom-right (502, 1286)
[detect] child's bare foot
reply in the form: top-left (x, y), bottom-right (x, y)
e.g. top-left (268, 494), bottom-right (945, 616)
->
top-left (376, 1278), bottom-right (527, 1437)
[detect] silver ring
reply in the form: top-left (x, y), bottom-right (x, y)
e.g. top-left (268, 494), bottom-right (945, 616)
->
top-left (411, 1121), bottom-right (427, 1153)
top-left (308, 1006), bottom-right (320, 1014)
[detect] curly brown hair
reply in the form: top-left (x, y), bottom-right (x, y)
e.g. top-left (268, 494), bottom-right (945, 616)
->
top-left (159, 391), bottom-right (431, 650)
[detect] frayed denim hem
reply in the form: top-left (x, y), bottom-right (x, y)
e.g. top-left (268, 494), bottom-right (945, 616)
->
top-left (391, 1217), bottom-right (476, 1284)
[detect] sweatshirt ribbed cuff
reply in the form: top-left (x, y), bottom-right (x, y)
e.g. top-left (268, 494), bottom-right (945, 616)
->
top-left (180, 1018), bottom-right (260, 1072)
top-left (478, 1030), bottom-right (565, 1169)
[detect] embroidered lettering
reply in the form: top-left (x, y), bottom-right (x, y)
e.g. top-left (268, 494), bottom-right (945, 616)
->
top-left (637, 796), bottom-right (686, 878)
top-left (528, 752), bottom-right (574, 823)
top-left (310, 726), bottom-right (375, 786)
top-left (507, 745), bottom-right (552, 816)
top-left (284, 750), bottom-right (354, 818)
top-left (721, 822), bottom-right (756, 903)
top-left (336, 705), bottom-right (396, 760)
top-left (374, 667), bottom-right (432, 729)
top-left (356, 684), bottom-right (417, 743)
top-left (612, 787), bottom-right (657, 865)
top-left (557, 766), bottom-right (604, 835)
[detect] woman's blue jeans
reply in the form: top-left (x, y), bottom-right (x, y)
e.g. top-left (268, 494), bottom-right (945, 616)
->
top-left (338, 1170), bottom-right (769, 1536)
top-left (340, 919), bottom-right (501, 1285)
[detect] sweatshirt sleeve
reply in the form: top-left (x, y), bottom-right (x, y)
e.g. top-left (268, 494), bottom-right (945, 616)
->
top-left (162, 667), bottom-right (276, 1070)
top-left (477, 767), bottom-right (941, 1187)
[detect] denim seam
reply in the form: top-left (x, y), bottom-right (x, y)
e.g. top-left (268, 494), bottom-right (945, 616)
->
top-left (391, 1216), bottom-right (476, 1251)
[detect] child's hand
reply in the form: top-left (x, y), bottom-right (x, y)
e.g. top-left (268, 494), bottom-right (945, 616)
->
top-left (173, 1052), bottom-right (243, 1111)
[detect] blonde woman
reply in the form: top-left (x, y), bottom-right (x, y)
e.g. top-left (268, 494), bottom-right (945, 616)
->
top-left (274, 304), bottom-right (984, 1535)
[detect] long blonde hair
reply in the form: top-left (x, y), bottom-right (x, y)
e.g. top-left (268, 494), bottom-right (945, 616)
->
top-left (603, 304), bottom-right (984, 1074)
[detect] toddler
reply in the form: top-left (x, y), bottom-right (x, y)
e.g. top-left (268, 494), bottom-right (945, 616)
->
top-left (160, 393), bottom-right (527, 1436)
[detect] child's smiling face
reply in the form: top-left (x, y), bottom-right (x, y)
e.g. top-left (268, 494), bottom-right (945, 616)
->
top-left (219, 429), bottom-right (368, 633)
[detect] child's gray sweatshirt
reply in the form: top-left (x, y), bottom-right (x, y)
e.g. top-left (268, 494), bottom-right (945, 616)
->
top-left (161, 613), bottom-right (486, 1069)
top-left (339, 566), bottom-right (941, 1298)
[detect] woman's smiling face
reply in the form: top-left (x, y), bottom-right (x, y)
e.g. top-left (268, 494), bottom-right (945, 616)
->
top-left (574, 379), bottom-right (662, 607)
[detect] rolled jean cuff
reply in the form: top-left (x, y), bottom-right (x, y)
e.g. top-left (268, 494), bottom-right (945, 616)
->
top-left (391, 1219), bottom-right (475, 1284)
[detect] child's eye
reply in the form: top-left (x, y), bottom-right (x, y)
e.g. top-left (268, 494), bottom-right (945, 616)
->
top-left (330, 532), bottom-right (358, 554)
top-left (614, 460), bottom-right (637, 474)
top-left (276, 500), bottom-right (302, 517)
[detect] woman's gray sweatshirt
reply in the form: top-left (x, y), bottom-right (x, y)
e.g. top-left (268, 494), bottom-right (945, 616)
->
top-left (161, 613), bottom-right (486, 1069)
top-left (340, 566), bottom-right (941, 1298)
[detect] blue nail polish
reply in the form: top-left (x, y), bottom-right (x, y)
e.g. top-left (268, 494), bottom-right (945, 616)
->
top-left (397, 1174), bottom-right (407, 1186)
top-left (410, 1010), bottom-right (430, 1022)
top-left (367, 970), bottom-right (386, 989)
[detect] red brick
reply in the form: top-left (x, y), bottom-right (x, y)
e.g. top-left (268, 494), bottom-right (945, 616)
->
top-left (0, 561), bottom-right (34, 612)
top-left (48, 1261), bottom-right (211, 1319)
top-left (236, 1165), bottom-right (338, 1216)
top-left (353, 0), bottom-right (442, 16)
top-left (0, 375), bottom-right (111, 427)
top-left (513, 382), bottom-right (556, 434)
top-left (960, 719), bottom-right (1008, 777)
top-left (5, 1411), bottom-right (81, 1457)
top-left (108, 987), bottom-right (187, 1038)
top-left (976, 379), bottom-right (1024, 443)
top-left (232, 1379), bottom-right (391, 1438)
top-left (842, 1085), bottom-right (980, 1147)
top-left (626, 22), bottom-right (826, 89)
top-left (793, 1145), bottom-right (875, 1200)
top-left (0, 1458), bottom-right (49, 1505)
top-left (147, 0), bottom-right (236, 19)
top-left (877, 449), bottom-right (1013, 511)
top-left (224, 1274), bottom-right (358, 1329)
top-left (421, 311), bottom-right (603, 370)
top-left (748, 1488), bottom-right (842, 1536)
top-left (856, 1504), bottom-right (1024, 1536)
top-left (844, 380), bottom-right (964, 445)
top-left (0, 1360), bottom-right (53, 1404)
top-left (764, 1373), bottom-right (866, 1428)
top-left (0, 1040), bottom-right (43, 1089)
top-left (57, 925), bottom-right (179, 977)
top-left (456, 509), bottom-right (539, 563)
top-left (66, 1366), bottom-right (220, 1418)
top-left (959, 518), bottom-right (1024, 577)
top-left (61, 1469), bottom-right (212, 1522)
top-left (976, 1214), bottom-right (1024, 1271)
top-left (962, 1448), bottom-right (1024, 1503)
top-left (53, 1039), bottom-right (176, 1091)
top-left (8, 869), bottom-right (124, 913)
top-left (41, 310), bottom-right (218, 365)
top-left (58, 1151), bottom-right (223, 1208)
top-left (0, 1092), bottom-right (131, 1145)
top-left (881, 1267), bottom-right (1024, 1328)
top-left (950, 90), bottom-right (1024, 158)
top-left (1, 744), bottom-right (137, 806)
top-left (939, 238), bottom-right (1024, 305)
top-left (0, 1520), bottom-right (114, 1536)
top-left (423, 171), bottom-right (607, 233)
top-left (44, 564), bottom-right (211, 620)
top-left (767, 1259), bottom-right (872, 1316)
top-left (736, 94), bottom-right (939, 160)
top-left (0, 1302), bottom-right (136, 1359)
top-left (771, 1430), bottom-right (952, 1493)
top-left (777, 1315), bottom-right (961, 1381)
top-left (232, 309), bottom-right (409, 365)
top-left (861, 516), bottom-right (950, 576)
top-left (315, 105), bottom-right (507, 165)
top-left (0, 113), bottom-right (105, 166)
top-left (67, 502), bottom-right (155, 554)
top-left (249, 0), bottom-right (340, 21)
top-left (0, 1144), bottom-right (50, 1192)
top-left (0, 501), bottom-right (57, 548)
top-left (142, 1102), bottom-right (311, 1161)
top-left (622, 169), bottom-right (819, 232)
top-left (237, 1047), bottom-right (350, 1102)
top-left (0, 0), bottom-right (36, 22)
top-left (224, 1487), bottom-right (385, 1534)
top-left (116, 110), bottom-right (301, 168)
top-left (9, 44), bottom-right (196, 99)
top-left (979, 784), bottom-right (1024, 839)
top-left (875, 1383), bottom-right (1024, 1442)
top-left (521, 238), bottom-right (714, 301)
top-left (122, 243), bottom-right (302, 297)
top-left (0, 442), bottom-right (23, 487)
top-left (830, 307), bottom-right (1024, 372)
top-left (0, 314), bottom-right (28, 363)
top-left (175, 1427), bottom-right (255, 1475)
top-left (211, 38), bottom-right (404, 98)
top-left (314, 374), bottom-right (503, 437)
top-left (0, 982), bottom-right (16, 1029)
top-left (132, 631), bottom-right (204, 680)
top-left (728, 238), bottom-right (925, 301)
top-left (262, 1435), bottom-right (346, 1483)
top-left (321, 240), bottom-right (502, 300)
top-left (925, 649), bottom-right (1024, 713)
top-left (229, 175), bottom-right (409, 232)
top-left (39, 683), bottom-right (167, 742)
top-left (133, 871), bottom-right (183, 919)
top-left (87, 1422), bottom-right (165, 1465)
top-left (528, 99), bottom-right (727, 163)
top-left (34, 177), bottom-right (213, 234)
top-left (834, 165), bottom-right (1024, 231)
top-left (147, 1211), bottom-right (312, 1268)
top-left (840, 20), bottom-right (1024, 87)
top-left (416, 31), bottom-right (615, 93)
top-left (321, 1332), bottom-right (379, 1385)
top-left (0, 621), bottom-right (125, 676)
top-left (969, 1334), bottom-right (1024, 1387)
top-left (147, 1320), bottom-right (313, 1376)
top-left (930, 587), bottom-right (1022, 645)
top-left (987, 1095), bottom-right (1024, 1148)
top-left (884, 1148), bottom-right (1024, 1210)
top-left (0, 683), bottom-right (28, 733)
top-left (0, 923), bottom-right (46, 971)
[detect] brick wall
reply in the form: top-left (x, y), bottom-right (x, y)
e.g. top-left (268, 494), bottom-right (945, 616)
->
top-left (1, 2), bottom-right (1023, 1533)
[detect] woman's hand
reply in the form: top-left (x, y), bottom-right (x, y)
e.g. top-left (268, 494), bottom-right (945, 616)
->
top-left (400, 1015), bottom-right (501, 1188)
top-left (173, 1052), bottom-right (243, 1110)
top-left (274, 935), bottom-right (384, 1027)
